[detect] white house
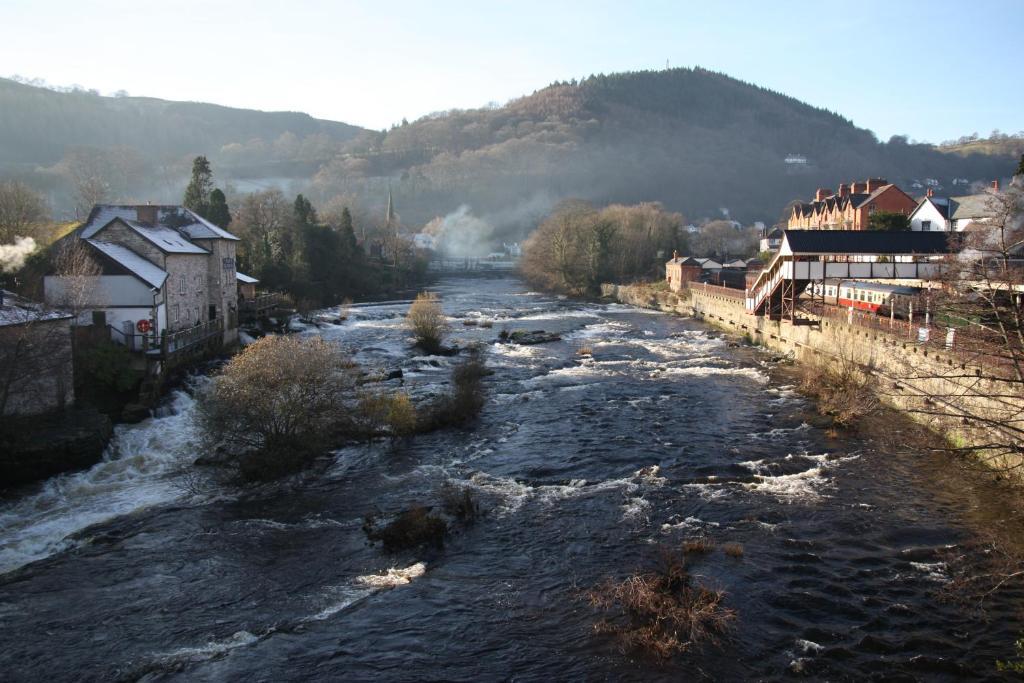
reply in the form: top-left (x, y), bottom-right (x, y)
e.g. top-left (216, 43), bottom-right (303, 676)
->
top-left (910, 191), bottom-right (1001, 232)
top-left (759, 226), bottom-right (784, 252)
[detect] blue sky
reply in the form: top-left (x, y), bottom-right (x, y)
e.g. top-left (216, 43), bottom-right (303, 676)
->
top-left (2, 0), bottom-right (1021, 142)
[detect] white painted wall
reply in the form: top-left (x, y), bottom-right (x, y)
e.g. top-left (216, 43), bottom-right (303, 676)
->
top-left (44, 275), bottom-right (155, 307)
top-left (910, 201), bottom-right (950, 231)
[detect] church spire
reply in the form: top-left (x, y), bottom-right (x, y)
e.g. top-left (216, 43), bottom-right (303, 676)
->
top-left (385, 188), bottom-right (396, 229)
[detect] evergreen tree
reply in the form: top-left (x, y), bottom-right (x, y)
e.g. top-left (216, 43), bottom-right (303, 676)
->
top-left (338, 207), bottom-right (358, 254)
top-left (183, 156), bottom-right (213, 214)
top-left (206, 188), bottom-right (232, 228)
top-left (293, 193), bottom-right (317, 226)
top-left (1016, 154), bottom-right (1024, 178)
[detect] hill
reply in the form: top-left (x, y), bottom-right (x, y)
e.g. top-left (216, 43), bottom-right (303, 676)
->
top-left (317, 68), bottom-right (1017, 232)
top-left (938, 133), bottom-right (1024, 159)
top-left (0, 69), bottom-right (1017, 231)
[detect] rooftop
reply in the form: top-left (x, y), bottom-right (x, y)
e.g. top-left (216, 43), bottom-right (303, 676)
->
top-left (781, 230), bottom-right (955, 255)
top-left (0, 290), bottom-right (73, 328)
top-left (84, 239), bottom-right (168, 289)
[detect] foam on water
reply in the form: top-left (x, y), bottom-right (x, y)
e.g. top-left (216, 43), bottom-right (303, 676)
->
top-left (467, 466), bottom-right (666, 514)
top-left (0, 386), bottom-right (203, 575)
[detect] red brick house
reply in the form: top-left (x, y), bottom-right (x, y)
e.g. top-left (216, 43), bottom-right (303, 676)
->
top-left (788, 178), bottom-right (917, 230)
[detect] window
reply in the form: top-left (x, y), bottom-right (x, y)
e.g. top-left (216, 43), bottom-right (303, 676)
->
top-left (195, 274), bottom-right (204, 293)
top-left (179, 274), bottom-right (186, 295)
top-left (195, 307), bottom-right (200, 324)
top-left (922, 220), bottom-right (932, 231)
top-left (172, 304), bottom-right (179, 323)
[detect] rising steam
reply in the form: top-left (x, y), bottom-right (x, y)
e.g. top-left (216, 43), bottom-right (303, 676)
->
top-left (0, 236), bottom-right (37, 273)
top-left (422, 205), bottom-right (497, 258)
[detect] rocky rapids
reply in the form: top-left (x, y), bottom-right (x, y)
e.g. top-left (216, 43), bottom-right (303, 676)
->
top-left (1, 276), bottom-right (1022, 681)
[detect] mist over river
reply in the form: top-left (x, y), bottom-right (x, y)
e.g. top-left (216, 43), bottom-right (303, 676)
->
top-left (1, 276), bottom-right (1023, 681)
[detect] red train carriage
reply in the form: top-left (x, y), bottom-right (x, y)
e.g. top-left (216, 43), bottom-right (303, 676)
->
top-left (810, 280), bottom-right (922, 317)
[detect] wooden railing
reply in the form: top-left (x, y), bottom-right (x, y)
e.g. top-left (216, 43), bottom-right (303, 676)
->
top-left (107, 318), bottom-right (223, 359)
top-left (163, 318), bottom-right (222, 356)
top-left (239, 293), bottom-right (280, 318)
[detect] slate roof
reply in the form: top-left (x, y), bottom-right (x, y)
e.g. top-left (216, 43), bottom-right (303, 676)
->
top-left (0, 290), bottom-right (73, 328)
top-left (236, 272), bottom-right (259, 284)
top-left (84, 239), bottom-right (168, 289)
top-left (950, 193), bottom-right (1000, 221)
top-left (79, 204), bottom-right (239, 243)
top-left (782, 230), bottom-right (955, 254)
top-left (118, 219), bottom-right (209, 254)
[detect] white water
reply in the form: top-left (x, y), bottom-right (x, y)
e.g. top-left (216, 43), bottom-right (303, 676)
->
top-left (0, 387), bottom-right (203, 575)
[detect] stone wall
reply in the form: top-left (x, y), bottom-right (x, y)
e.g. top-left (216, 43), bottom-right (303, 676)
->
top-left (1, 317), bottom-right (74, 417)
top-left (603, 282), bottom-right (1024, 480)
top-left (164, 253), bottom-right (211, 332)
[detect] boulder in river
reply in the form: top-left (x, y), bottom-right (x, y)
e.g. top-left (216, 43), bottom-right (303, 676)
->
top-left (504, 330), bottom-right (562, 345)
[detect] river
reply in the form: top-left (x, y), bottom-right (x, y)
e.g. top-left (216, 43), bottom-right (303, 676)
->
top-left (1, 276), bottom-right (1022, 681)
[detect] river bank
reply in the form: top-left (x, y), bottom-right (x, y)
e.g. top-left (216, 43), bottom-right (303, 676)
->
top-left (1, 276), bottom-right (1022, 680)
top-left (602, 281), bottom-right (1024, 484)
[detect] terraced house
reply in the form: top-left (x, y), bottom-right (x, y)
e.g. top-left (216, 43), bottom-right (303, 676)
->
top-left (788, 178), bottom-right (917, 230)
top-left (44, 204), bottom-right (244, 352)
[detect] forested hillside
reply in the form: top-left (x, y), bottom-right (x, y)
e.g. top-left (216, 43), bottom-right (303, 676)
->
top-left (1, 69), bottom-right (1016, 232)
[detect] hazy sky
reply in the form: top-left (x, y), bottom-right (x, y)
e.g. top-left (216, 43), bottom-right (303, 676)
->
top-left (2, 0), bottom-right (1021, 143)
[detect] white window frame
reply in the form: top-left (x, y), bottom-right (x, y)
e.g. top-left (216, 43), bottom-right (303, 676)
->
top-left (179, 274), bottom-right (186, 295)
top-left (172, 304), bottom-right (179, 323)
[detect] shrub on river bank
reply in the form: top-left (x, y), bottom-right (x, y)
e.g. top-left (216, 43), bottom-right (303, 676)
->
top-left (798, 349), bottom-right (879, 428)
top-left (198, 335), bottom-right (489, 481)
top-left (198, 335), bottom-right (358, 480)
top-left (417, 354), bottom-right (488, 431)
top-left (407, 292), bottom-right (449, 354)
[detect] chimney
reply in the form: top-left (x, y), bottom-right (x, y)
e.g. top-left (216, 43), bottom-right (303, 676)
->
top-left (837, 183), bottom-right (849, 198)
top-left (926, 188), bottom-right (934, 198)
top-left (992, 180), bottom-right (1000, 192)
top-left (814, 188), bottom-right (832, 201)
top-left (865, 177), bottom-right (887, 193)
top-left (672, 250), bottom-right (679, 260)
top-left (852, 181), bottom-right (867, 194)
top-left (136, 204), bottom-right (158, 226)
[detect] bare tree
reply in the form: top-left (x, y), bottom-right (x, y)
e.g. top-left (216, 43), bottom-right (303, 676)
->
top-left (0, 181), bottom-right (50, 244)
top-left (0, 294), bottom-right (74, 416)
top-left (886, 180), bottom-right (1024, 475)
top-left (59, 146), bottom-right (112, 217)
top-left (49, 239), bottom-right (103, 324)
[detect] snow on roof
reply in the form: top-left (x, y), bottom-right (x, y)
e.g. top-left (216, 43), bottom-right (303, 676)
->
top-left (78, 204), bottom-right (239, 243)
top-left (236, 272), bottom-right (259, 284)
top-left (120, 219), bottom-right (208, 254)
top-left (0, 290), bottom-right (72, 327)
top-left (175, 209), bottom-right (240, 241)
top-left (85, 239), bottom-right (168, 288)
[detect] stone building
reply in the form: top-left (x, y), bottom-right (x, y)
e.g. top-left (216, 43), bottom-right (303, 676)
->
top-left (44, 204), bottom-right (241, 349)
top-left (0, 290), bottom-right (74, 416)
top-left (788, 178), bottom-right (917, 230)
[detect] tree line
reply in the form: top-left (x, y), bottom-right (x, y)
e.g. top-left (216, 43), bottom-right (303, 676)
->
top-left (520, 201), bottom-right (686, 295)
